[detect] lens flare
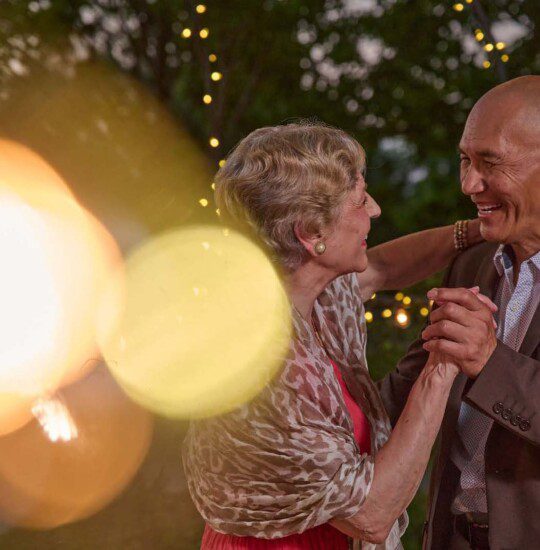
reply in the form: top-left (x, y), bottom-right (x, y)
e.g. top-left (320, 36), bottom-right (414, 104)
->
top-left (0, 141), bottom-right (123, 434)
top-left (0, 366), bottom-right (153, 530)
top-left (98, 226), bottom-right (292, 419)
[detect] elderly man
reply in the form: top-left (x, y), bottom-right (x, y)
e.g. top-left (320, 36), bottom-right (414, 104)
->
top-left (380, 75), bottom-right (540, 549)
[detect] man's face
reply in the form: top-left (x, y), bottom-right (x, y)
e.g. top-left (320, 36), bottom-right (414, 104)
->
top-left (459, 99), bottom-right (540, 255)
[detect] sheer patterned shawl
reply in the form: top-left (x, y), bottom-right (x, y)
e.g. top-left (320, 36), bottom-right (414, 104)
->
top-left (182, 273), bottom-right (407, 549)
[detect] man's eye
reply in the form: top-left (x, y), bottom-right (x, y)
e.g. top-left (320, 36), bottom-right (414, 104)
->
top-left (460, 156), bottom-right (470, 164)
top-left (363, 197), bottom-right (369, 206)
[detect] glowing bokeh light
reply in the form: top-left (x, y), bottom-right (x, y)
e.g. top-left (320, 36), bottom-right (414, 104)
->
top-left (98, 226), bottom-right (292, 419)
top-left (0, 367), bottom-right (153, 530)
top-left (395, 308), bottom-right (410, 328)
top-left (0, 141), bottom-right (123, 434)
top-left (0, 394), bottom-right (34, 437)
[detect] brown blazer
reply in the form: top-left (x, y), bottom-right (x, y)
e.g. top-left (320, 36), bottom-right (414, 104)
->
top-left (378, 242), bottom-right (540, 550)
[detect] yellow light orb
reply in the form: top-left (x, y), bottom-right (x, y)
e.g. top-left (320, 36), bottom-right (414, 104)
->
top-left (203, 94), bottom-right (212, 104)
top-left (181, 28), bottom-right (192, 38)
top-left (371, 293), bottom-right (376, 300)
top-left (483, 60), bottom-right (491, 69)
top-left (211, 182), bottom-right (216, 190)
top-left (420, 307), bottom-right (430, 317)
top-left (395, 308), bottom-right (410, 328)
top-left (209, 137), bottom-right (220, 148)
top-left (211, 71), bottom-right (223, 82)
top-left (98, 226), bottom-right (292, 418)
top-left (475, 31), bottom-right (484, 41)
top-left (209, 53), bottom-right (217, 63)
top-left (495, 42), bottom-right (505, 50)
top-left (219, 159), bottom-right (226, 167)
top-left (364, 311), bottom-right (373, 323)
top-left (196, 4), bottom-right (207, 14)
top-left (215, 208), bottom-right (220, 216)
top-left (199, 198), bottom-right (209, 207)
top-left (402, 296), bottom-right (412, 305)
top-left (501, 54), bottom-right (509, 62)
top-left (199, 28), bottom-right (209, 39)
top-left (453, 3), bottom-right (464, 11)
top-left (382, 308), bottom-right (392, 319)
top-left (394, 292), bottom-right (404, 301)
top-left (484, 43), bottom-right (494, 52)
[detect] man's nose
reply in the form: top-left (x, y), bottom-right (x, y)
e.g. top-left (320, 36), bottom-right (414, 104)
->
top-left (461, 165), bottom-right (486, 196)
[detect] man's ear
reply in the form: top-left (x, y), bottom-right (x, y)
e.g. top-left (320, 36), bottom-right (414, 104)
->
top-left (294, 221), bottom-right (321, 258)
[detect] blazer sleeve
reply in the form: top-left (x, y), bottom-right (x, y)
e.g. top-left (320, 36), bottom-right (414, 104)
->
top-left (376, 260), bottom-right (457, 427)
top-left (464, 341), bottom-right (540, 447)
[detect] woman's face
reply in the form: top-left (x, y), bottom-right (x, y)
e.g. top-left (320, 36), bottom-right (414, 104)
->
top-left (323, 176), bottom-right (381, 275)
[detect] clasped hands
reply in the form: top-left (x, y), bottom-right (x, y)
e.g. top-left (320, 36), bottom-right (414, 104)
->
top-left (421, 286), bottom-right (498, 379)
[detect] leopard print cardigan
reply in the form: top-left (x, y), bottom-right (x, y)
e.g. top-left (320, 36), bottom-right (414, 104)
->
top-left (182, 273), bottom-right (408, 549)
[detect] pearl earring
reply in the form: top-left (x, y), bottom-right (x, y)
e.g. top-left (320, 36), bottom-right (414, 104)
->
top-left (314, 241), bottom-right (326, 255)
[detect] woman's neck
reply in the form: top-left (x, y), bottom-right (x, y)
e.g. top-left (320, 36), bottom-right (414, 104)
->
top-left (285, 261), bottom-right (337, 321)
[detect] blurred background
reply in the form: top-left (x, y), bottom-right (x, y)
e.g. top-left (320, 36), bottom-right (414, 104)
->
top-left (0, 1), bottom-right (538, 548)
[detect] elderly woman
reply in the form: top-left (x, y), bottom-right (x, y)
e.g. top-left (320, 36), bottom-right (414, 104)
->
top-left (183, 122), bottom-right (485, 549)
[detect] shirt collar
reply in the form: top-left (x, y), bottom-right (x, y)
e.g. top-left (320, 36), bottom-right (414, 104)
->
top-left (493, 244), bottom-right (540, 277)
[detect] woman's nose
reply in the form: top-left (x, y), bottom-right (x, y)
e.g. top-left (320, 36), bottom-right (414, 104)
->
top-left (368, 196), bottom-right (381, 219)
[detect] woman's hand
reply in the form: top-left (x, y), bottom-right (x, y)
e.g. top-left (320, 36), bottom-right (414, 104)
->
top-left (425, 351), bottom-right (460, 379)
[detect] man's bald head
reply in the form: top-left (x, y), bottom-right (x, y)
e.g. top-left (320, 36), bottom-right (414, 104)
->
top-left (466, 75), bottom-right (540, 146)
top-left (459, 75), bottom-right (540, 261)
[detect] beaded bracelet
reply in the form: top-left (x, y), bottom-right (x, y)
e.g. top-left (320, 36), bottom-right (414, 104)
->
top-left (454, 219), bottom-right (469, 251)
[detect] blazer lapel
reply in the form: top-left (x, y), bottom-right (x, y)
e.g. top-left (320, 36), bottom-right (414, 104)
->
top-left (473, 251), bottom-right (500, 301)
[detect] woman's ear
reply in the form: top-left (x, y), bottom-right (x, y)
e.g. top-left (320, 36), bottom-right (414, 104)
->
top-left (294, 221), bottom-right (321, 258)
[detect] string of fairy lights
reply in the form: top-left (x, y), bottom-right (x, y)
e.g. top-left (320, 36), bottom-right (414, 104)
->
top-left (181, 3), bottom-right (224, 216)
top-left (179, 3), bottom-right (440, 330)
top-left (453, 0), bottom-right (510, 71)
top-left (364, 292), bottom-right (433, 329)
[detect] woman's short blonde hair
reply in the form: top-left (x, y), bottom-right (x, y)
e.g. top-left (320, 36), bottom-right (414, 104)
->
top-left (214, 121), bottom-right (366, 271)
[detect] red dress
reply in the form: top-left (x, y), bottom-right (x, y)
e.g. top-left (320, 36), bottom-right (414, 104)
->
top-left (201, 359), bottom-right (371, 549)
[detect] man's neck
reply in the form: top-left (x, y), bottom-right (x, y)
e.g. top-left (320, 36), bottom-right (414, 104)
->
top-left (511, 240), bottom-right (540, 267)
top-left (509, 241), bottom-right (540, 285)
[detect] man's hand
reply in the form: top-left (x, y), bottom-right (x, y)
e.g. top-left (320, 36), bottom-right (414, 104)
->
top-left (421, 287), bottom-right (498, 379)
